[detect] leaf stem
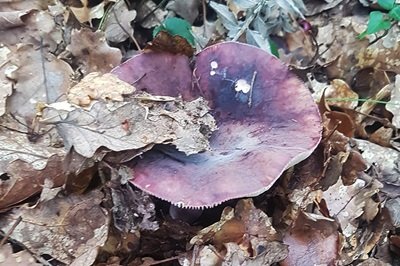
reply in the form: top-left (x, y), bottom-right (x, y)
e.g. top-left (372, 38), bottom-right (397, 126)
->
top-left (325, 97), bottom-right (399, 105)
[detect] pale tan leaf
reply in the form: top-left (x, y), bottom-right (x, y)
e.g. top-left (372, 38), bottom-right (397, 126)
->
top-left (67, 72), bottom-right (135, 106)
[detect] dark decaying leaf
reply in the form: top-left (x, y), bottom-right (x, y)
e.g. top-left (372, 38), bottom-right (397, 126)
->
top-left (112, 42), bottom-right (322, 208)
top-left (0, 114), bottom-right (65, 211)
top-left (282, 212), bottom-right (339, 266)
top-left (184, 199), bottom-right (288, 265)
top-left (0, 190), bottom-right (109, 265)
top-left (145, 31), bottom-right (195, 57)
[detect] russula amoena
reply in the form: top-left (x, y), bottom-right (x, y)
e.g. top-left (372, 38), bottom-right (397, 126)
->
top-left (112, 42), bottom-right (322, 208)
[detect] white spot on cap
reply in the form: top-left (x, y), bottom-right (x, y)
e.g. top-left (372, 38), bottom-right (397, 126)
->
top-left (235, 79), bottom-right (251, 93)
top-left (210, 70), bottom-right (216, 76)
top-left (210, 61), bottom-right (218, 69)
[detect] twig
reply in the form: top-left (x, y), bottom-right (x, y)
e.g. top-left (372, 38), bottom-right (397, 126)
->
top-left (146, 255), bottom-right (181, 265)
top-left (248, 71), bottom-right (257, 108)
top-left (202, 0), bottom-right (207, 36)
top-left (0, 216), bottom-right (22, 247)
top-left (40, 36), bottom-right (50, 103)
top-left (137, 0), bottom-right (168, 25)
top-left (113, 8), bottom-right (141, 51)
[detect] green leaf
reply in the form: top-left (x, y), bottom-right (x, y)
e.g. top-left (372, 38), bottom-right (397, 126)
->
top-left (153, 17), bottom-right (195, 46)
top-left (268, 39), bottom-right (279, 58)
top-left (378, 0), bottom-right (395, 10)
top-left (358, 11), bottom-right (392, 39)
top-left (389, 5), bottom-right (400, 20)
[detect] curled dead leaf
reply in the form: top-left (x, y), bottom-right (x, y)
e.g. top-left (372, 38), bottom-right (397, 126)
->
top-left (67, 72), bottom-right (136, 107)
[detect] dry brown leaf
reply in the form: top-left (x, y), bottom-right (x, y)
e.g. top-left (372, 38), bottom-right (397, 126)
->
top-left (0, 155), bottom-right (65, 211)
top-left (0, 10), bottom-right (31, 29)
top-left (357, 258), bottom-right (391, 266)
top-left (0, 113), bottom-right (65, 210)
top-left (0, 115), bottom-right (64, 176)
top-left (41, 96), bottom-right (216, 158)
top-left (341, 210), bottom-right (389, 264)
top-left (322, 177), bottom-right (382, 237)
top-left (304, 0), bottom-right (344, 16)
top-left (67, 28), bottom-right (122, 74)
top-left (341, 150), bottom-right (367, 185)
top-left (318, 15), bottom-right (400, 81)
top-left (385, 198), bottom-right (400, 228)
top-left (325, 79), bottom-right (359, 109)
top-left (281, 31), bottom-right (315, 68)
top-left (386, 75), bottom-right (400, 128)
top-left (104, 0), bottom-right (136, 43)
top-left (0, 45), bottom-right (15, 116)
top-left (67, 72), bottom-right (135, 106)
top-left (0, 0), bottom-right (50, 12)
top-left (282, 212), bottom-right (339, 266)
top-left (284, 4), bottom-right (399, 83)
top-left (369, 126), bottom-right (394, 147)
top-left (356, 139), bottom-right (400, 193)
top-left (65, 0), bottom-right (106, 23)
top-left (0, 190), bottom-right (109, 265)
top-left (0, 8), bottom-right (63, 51)
top-left (6, 44), bottom-right (72, 120)
top-left (325, 111), bottom-right (356, 137)
top-left (188, 199), bottom-right (287, 266)
top-left (0, 243), bottom-right (41, 266)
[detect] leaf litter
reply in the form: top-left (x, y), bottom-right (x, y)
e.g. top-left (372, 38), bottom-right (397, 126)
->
top-left (0, 0), bottom-right (400, 265)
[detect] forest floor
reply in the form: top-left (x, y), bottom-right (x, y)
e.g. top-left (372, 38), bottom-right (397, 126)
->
top-left (0, 0), bottom-right (400, 265)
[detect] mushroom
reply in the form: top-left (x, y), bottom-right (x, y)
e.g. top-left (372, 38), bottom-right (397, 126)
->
top-left (112, 42), bottom-right (322, 208)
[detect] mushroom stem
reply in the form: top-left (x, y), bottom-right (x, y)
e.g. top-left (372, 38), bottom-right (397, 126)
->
top-left (169, 205), bottom-right (203, 224)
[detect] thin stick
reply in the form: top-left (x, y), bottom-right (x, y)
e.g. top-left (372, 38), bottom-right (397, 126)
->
top-left (113, 9), bottom-right (141, 51)
top-left (40, 37), bottom-right (50, 103)
top-left (0, 216), bottom-right (22, 247)
top-left (248, 71), bottom-right (257, 108)
top-left (137, 0), bottom-right (168, 25)
top-left (202, 0), bottom-right (207, 36)
top-left (146, 255), bottom-right (181, 265)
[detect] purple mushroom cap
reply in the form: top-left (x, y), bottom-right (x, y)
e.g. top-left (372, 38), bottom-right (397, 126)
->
top-left (112, 42), bottom-right (322, 208)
